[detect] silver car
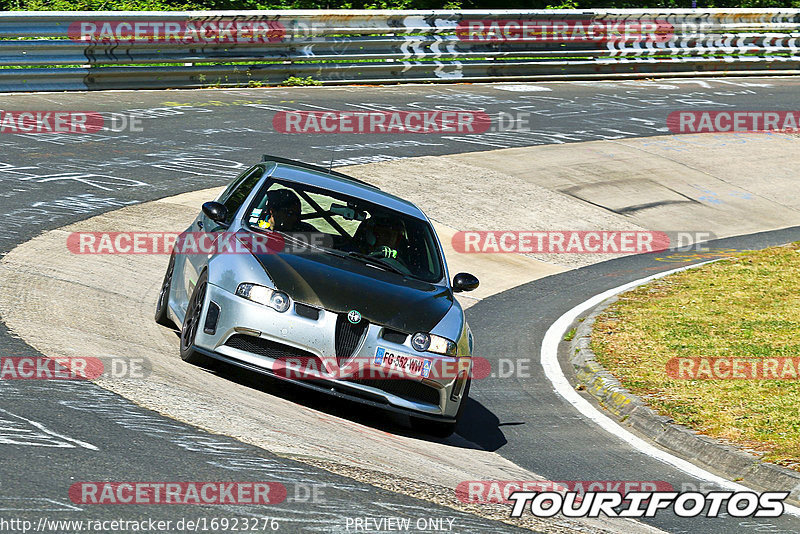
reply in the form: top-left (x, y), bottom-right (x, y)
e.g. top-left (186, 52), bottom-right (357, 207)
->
top-left (155, 156), bottom-right (479, 436)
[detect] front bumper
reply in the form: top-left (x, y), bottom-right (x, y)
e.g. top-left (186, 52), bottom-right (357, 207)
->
top-left (193, 283), bottom-right (471, 420)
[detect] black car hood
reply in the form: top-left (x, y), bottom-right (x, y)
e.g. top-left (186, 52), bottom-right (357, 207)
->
top-left (250, 248), bottom-right (452, 333)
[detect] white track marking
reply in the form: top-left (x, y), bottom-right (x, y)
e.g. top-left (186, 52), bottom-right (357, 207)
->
top-left (539, 262), bottom-right (800, 517)
top-left (0, 497), bottom-right (82, 512)
top-left (0, 408), bottom-right (99, 450)
top-left (492, 84), bottom-right (553, 92)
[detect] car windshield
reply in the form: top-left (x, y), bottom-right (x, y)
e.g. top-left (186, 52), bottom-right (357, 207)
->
top-left (243, 178), bottom-right (445, 283)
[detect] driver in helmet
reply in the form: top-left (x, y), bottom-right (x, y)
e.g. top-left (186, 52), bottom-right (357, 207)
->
top-left (366, 215), bottom-right (404, 259)
top-left (258, 189), bottom-right (315, 233)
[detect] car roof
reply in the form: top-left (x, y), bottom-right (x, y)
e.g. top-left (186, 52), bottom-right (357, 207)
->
top-left (264, 161), bottom-right (428, 219)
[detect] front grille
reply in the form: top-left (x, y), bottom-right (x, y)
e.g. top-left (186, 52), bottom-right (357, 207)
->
top-left (335, 314), bottom-right (369, 366)
top-left (347, 378), bottom-right (440, 406)
top-left (224, 334), bottom-right (322, 368)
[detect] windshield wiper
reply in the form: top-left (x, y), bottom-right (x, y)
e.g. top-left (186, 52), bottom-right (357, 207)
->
top-left (345, 251), bottom-right (406, 276)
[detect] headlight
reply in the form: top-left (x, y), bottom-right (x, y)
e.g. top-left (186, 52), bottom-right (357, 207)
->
top-left (411, 332), bottom-right (457, 356)
top-left (236, 283), bottom-right (290, 313)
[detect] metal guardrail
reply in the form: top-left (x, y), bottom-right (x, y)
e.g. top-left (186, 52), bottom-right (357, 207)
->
top-left (1, 9), bottom-right (800, 92)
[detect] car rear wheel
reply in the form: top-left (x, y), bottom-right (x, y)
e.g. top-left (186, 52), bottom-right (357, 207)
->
top-left (180, 270), bottom-right (212, 366)
top-left (410, 378), bottom-right (471, 438)
top-left (154, 252), bottom-right (177, 328)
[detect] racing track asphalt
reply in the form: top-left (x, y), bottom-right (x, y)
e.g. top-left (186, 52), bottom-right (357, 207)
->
top-left (0, 378), bottom-right (534, 533)
top-left (1, 78), bottom-right (800, 533)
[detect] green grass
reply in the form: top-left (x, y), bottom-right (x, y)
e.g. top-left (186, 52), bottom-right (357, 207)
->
top-left (563, 328), bottom-right (577, 342)
top-left (592, 242), bottom-right (800, 471)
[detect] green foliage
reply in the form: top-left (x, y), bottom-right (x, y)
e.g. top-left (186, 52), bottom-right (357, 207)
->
top-left (546, 0), bottom-right (579, 8)
top-left (3, 0), bottom-right (201, 9)
top-left (280, 75), bottom-right (322, 86)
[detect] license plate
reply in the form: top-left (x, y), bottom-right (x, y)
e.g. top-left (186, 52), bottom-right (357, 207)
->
top-left (374, 347), bottom-right (431, 378)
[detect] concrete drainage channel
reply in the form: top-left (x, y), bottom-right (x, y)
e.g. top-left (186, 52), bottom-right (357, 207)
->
top-left (2, 130), bottom-right (800, 531)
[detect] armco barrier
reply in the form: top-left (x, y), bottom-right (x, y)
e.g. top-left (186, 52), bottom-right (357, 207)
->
top-left (1, 9), bottom-right (799, 92)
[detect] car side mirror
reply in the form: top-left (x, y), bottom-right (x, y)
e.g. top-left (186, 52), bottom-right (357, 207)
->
top-left (202, 201), bottom-right (228, 224)
top-left (452, 272), bottom-right (479, 292)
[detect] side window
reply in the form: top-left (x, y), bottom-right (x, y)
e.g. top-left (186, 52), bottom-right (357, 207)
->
top-left (220, 168), bottom-right (263, 225)
top-left (217, 167), bottom-right (254, 205)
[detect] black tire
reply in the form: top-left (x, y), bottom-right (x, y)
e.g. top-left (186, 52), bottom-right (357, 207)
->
top-left (411, 378), bottom-right (471, 438)
top-left (179, 270), bottom-right (212, 366)
top-left (154, 252), bottom-right (177, 328)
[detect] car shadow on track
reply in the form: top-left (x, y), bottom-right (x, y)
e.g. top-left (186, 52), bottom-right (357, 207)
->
top-left (194, 354), bottom-right (506, 448)
top-left (457, 398), bottom-right (509, 451)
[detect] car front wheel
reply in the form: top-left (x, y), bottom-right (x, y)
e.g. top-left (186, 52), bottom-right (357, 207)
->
top-left (180, 270), bottom-right (212, 366)
top-left (154, 252), bottom-right (176, 328)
